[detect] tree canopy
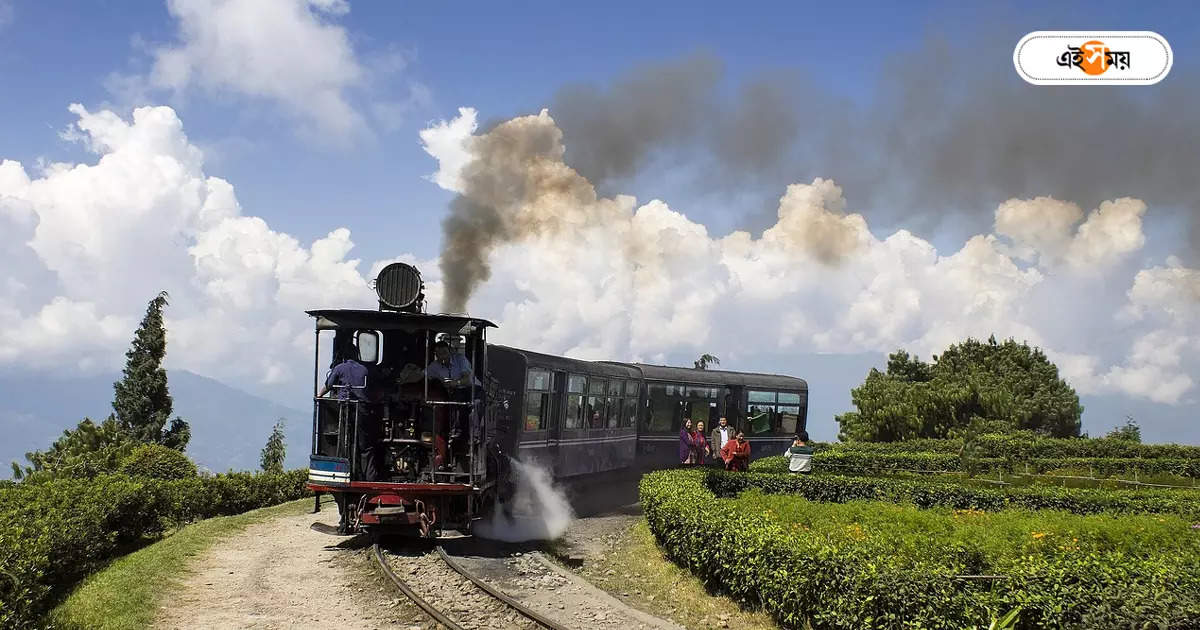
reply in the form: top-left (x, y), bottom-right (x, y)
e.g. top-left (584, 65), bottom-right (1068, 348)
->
top-left (112, 291), bottom-right (190, 450)
top-left (14, 291), bottom-right (192, 482)
top-left (260, 419), bottom-right (287, 474)
top-left (836, 336), bottom-right (1083, 442)
top-left (694, 354), bottom-right (720, 370)
top-left (1106, 418), bottom-right (1142, 443)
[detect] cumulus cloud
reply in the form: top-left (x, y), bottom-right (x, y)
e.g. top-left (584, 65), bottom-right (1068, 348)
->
top-left (0, 104), bottom-right (381, 391)
top-left (423, 107), bottom-right (1198, 406)
top-left (994, 196), bottom-right (1147, 271)
top-left (145, 0), bottom-right (366, 140)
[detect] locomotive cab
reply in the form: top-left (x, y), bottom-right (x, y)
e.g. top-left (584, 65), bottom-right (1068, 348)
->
top-left (306, 263), bottom-right (507, 536)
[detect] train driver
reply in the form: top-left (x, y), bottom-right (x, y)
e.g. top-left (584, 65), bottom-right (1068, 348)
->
top-left (425, 339), bottom-right (476, 388)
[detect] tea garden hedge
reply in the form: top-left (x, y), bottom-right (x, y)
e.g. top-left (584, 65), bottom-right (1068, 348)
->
top-left (640, 467), bottom-right (1200, 629)
top-left (752, 449), bottom-right (1200, 479)
top-left (0, 468), bottom-right (310, 628)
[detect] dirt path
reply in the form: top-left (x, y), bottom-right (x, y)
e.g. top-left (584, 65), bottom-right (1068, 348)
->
top-left (154, 504), bottom-right (427, 630)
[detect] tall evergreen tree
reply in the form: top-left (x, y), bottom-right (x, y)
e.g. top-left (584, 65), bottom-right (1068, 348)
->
top-left (260, 419), bottom-right (287, 474)
top-left (112, 291), bottom-right (190, 450)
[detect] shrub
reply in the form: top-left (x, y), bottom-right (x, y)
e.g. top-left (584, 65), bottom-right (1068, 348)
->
top-left (750, 450), bottom-right (1200, 479)
top-left (0, 470), bottom-right (309, 627)
top-left (708, 470), bottom-right (1200, 519)
top-left (640, 469), bottom-right (1200, 629)
top-left (828, 435), bottom-right (1200, 461)
top-left (119, 443), bottom-right (198, 480)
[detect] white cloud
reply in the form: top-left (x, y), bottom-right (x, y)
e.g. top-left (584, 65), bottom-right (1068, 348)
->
top-left (994, 195), bottom-right (1146, 270)
top-left (423, 107), bottom-right (1197, 406)
top-left (130, 0), bottom-right (426, 143)
top-left (0, 104), bottom-right (376, 390)
top-left (419, 107), bottom-right (478, 193)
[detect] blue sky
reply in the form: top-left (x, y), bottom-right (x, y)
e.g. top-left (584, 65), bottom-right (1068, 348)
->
top-left (4, 0), bottom-right (1196, 263)
top-left (1, 1), bottom-right (1198, 443)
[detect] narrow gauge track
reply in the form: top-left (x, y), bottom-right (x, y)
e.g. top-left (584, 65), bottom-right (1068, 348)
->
top-left (372, 543), bottom-right (573, 630)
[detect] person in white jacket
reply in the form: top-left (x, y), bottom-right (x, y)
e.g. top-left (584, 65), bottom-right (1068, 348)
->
top-left (784, 431), bottom-right (814, 474)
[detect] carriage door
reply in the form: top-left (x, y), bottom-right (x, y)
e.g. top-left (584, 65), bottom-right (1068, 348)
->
top-left (723, 386), bottom-right (744, 432)
top-left (549, 371), bottom-right (566, 442)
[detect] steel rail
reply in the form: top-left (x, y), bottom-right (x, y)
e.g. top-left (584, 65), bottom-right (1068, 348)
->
top-left (372, 543), bottom-right (465, 630)
top-left (435, 545), bottom-right (571, 630)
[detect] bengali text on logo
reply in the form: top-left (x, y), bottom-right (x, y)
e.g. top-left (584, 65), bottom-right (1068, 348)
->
top-left (1013, 31), bottom-right (1171, 85)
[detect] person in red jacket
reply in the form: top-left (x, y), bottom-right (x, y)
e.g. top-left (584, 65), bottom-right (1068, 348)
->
top-left (720, 431), bottom-right (751, 471)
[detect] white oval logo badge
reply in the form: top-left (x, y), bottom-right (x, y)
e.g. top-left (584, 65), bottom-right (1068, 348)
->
top-left (1014, 31), bottom-right (1172, 85)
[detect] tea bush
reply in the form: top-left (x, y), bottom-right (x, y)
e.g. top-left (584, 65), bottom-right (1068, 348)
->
top-left (828, 435), bottom-right (1200, 460)
top-left (641, 469), bottom-right (1200, 629)
top-left (0, 469), bottom-right (308, 628)
top-left (119, 443), bottom-right (198, 481)
top-left (708, 470), bottom-right (1200, 518)
top-left (751, 451), bottom-right (1200, 478)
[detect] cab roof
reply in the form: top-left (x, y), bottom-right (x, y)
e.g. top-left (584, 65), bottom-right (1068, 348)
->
top-left (306, 309), bottom-right (497, 334)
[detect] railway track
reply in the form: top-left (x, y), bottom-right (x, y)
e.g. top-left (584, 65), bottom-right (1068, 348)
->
top-left (372, 543), bottom-right (573, 630)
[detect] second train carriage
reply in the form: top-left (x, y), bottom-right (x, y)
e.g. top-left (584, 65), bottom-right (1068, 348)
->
top-left (308, 263), bottom-right (808, 536)
top-left (492, 346), bottom-right (807, 478)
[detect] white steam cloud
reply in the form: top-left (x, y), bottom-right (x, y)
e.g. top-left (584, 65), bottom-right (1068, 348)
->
top-left (475, 458), bottom-right (574, 543)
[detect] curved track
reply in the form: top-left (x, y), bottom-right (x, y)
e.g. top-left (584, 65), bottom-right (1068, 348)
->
top-left (372, 543), bottom-right (573, 630)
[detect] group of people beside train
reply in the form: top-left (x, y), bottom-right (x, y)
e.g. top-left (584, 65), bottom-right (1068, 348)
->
top-left (678, 416), bottom-right (813, 473)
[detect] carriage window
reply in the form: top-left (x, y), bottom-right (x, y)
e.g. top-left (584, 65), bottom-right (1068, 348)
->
top-left (778, 392), bottom-right (801, 405)
top-left (527, 369), bottom-right (551, 391)
top-left (748, 403), bottom-right (775, 435)
top-left (589, 378), bottom-right (606, 396)
top-left (607, 379), bottom-right (622, 396)
top-left (748, 390), bottom-right (776, 404)
top-left (646, 384), bottom-right (676, 432)
top-left (625, 380), bottom-right (639, 396)
top-left (586, 396), bottom-right (605, 428)
top-left (622, 398), bottom-right (637, 428)
top-left (568, 374), bottom-right (587, 393)
top-left (525, 394), bottom-right (549, 431)
top-left (778, 405), bottom-right (800, 435)
top-left (607, 396), bottom-right (620, 428)
top-left (566, 394), bottom-right (583, 429)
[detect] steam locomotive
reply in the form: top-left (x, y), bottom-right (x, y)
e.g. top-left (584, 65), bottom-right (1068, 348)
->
top-left (307, 263), bottom-right (807, 537)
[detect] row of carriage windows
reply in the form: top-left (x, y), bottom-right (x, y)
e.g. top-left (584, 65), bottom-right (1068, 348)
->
top-left (524, 369), bottom-right (807, 435)
top-left (525, 370), bottom-right (639, 431)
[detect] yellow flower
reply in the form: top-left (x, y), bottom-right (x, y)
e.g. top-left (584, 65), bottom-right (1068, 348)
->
top-left (1031, 532), bottom-right (1046, 540)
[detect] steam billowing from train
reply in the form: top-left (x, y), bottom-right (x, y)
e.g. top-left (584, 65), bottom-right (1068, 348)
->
top-left (433, 45), bottom-right (1200, 313)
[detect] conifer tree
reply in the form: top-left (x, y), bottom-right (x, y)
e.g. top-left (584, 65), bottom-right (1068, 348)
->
top-left (260, 419), bottom-right (287, 474)
top-left (112, 291), bottom-right (190, 450)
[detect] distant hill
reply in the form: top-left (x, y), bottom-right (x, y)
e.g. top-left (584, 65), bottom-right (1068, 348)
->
top-left (0, 370), bottom-right (310, 478)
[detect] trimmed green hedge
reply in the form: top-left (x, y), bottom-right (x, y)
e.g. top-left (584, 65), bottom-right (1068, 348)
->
top-left (829, 435), bottom-right (1200, 460)
top-left (709, 470), bottom-right (1200, 519)
top-left (640, 468), bottom-right (1200, 629)
top-left (0, 470), bottom-right (309, 628)
top-left (752, 451), bottom-right (1200, 478)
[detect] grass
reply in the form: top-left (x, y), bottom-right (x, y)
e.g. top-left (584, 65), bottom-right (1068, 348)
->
top-left (48, 498), bottom-right (313, 630)
top-left (555, 519), bottom-right (783, 630)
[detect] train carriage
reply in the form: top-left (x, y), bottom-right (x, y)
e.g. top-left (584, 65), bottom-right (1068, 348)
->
top-left (308, 263), bottom-right (809, 537)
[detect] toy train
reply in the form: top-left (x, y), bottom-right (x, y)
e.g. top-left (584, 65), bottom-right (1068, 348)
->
top-left (307, 263), bottom-right (807, 537)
